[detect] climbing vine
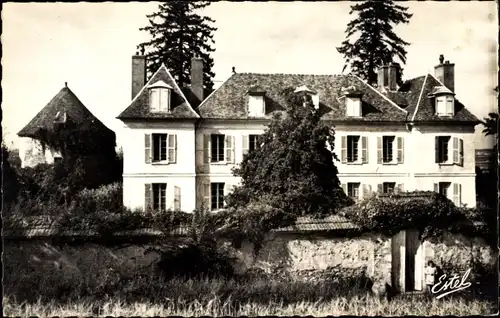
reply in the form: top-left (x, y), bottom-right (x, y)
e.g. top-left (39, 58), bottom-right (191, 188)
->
top-left (342, 191), bottom-right (495, 245)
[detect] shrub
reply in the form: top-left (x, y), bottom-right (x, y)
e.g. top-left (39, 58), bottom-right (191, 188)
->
top-left (343, 191), bottom-right (473, 240)
top-left (149, 240), bottom-right (237, 279)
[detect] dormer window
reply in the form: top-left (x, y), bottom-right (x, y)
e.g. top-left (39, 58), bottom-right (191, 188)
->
top-left (148, 80), bottom-right (172, 112)
top-left (340, 86), bottom-right (363, 118)
top-left (428, 86), bottom-right (455, 117)
top-left (294, 85), bottom-right (319, 109)
top-left (346, 96), bottom-right (362, 117)
top-left (248, 86), bottom-right (266, 117)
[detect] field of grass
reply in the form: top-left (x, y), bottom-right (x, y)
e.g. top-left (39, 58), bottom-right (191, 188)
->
top-left (3, 294), bottom-right (496, 316)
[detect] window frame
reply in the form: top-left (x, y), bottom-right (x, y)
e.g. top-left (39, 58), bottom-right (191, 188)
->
top-left (435, 94), bottom-right (454, 117)
top-left (149, 87), bottom-right (171, 113)
top-left (152, 183), bottom-right (167, 212)
top-left (382, 182), bottom-right (396, 194)
top-left (210, 182), bottom-right (225, 211)
top-left (346, 97), bottom-right (362, 117)
top-left (249, 134), bottom-right (260, 152)
top-left (436, 136), bottom-right (452, 164)
top-left (152, 134), bottom-right (168, 163)
top-left (346, 135), bottom-right (360, 163)
top-left (210, 134), bottom-right (225, 163)
top-left (382, 136), bottom-right (396, 163)
top-left (347, 182), bottom-right (361, 200)
top-left (438, 182), bottom-right (451, 199)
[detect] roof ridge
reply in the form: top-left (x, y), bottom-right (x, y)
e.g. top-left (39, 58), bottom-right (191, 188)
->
top-left (236, 72), bottom-right (346, 77)
top-left (351, 74), bottom-right (408, 114)
top-left (411, 74), bottom-right (429, 122)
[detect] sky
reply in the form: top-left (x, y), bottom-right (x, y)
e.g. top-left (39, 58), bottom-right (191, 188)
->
top-left (2, 1), bottom-right (498, 149)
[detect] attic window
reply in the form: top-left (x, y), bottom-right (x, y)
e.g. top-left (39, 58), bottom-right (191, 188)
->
top-left (341, 87), bottom-right (363, 118)
top-left (248, 86), bottom-right (266, 117)
top-left (346, 97), bottom-right (362, 117)
top-left (148, 80), bottom-right (172, 112)
top-left (428, 86), bottom-right (455, 117)
top-left (294, 85), bottom-right (319, 109)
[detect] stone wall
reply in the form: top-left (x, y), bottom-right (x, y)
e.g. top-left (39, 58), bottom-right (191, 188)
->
top-left (423, 233), bottom-right (496, 272)
top-left (3, 231), bottom-right (496, 299)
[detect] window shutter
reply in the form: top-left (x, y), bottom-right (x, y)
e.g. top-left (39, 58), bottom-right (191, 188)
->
top-left (145, 134), bottom-right (152, 164)
top-left (224, 183), bottom-right (231, 206)
top-left (459, 138), bottom-right (464, 166)
top-left (168, 134), bottom-right (177, 163)
top-left (377, 183), bottom-right (383, 194)
top-left (203, 182), bottom-right (211, 211)
top-left (242, 135), bottom-right (249, 156)
top-left (203, 134), bottom-right (211, 164)
top-left (144, 183), bottom-right (152, 211)
top-left (361, 136), bottom-right (368, 164)
top-left (397, 183), bottom-right (404, 193)
top-left (341, 136), bottom-right (347, 163)
top-left (150, 89), bottom-right (159, 112)
top-left (452, 183), bottom-right (461, 206)
top-left (341, 183), bottom-right (347, 195)
top-left (225, 135), bottom-right (235, 164)
top-left (433, 183), bottom-right (439, 193)
top-left (159, 88), bottom-right (169, 112)
top-left (362, 184), bottom-right (370, 199)
top-left (377, 136), bottom-right (383, 164)
top-left (396, 137), bottom-right (404, 164)
top-left (174, 186), bottom-right (181, 211)
top-left (435, 137), bottom-right (440, 163)
top-left (452, 137), bottom-right (459, 164)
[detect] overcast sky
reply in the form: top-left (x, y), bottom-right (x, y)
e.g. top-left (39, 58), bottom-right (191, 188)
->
top-left (2, 1), bottom-right (498, 149)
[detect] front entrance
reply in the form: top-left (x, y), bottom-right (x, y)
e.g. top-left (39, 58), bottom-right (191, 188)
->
top-left (391, 229), bottom-right (424, 293)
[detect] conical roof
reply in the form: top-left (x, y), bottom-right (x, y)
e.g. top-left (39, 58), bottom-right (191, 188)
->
top-left (18, 84), bottom-right (115, 138)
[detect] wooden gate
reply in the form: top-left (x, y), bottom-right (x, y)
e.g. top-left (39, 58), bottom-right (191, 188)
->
top-left (391, 230), bottom-right (424, 293)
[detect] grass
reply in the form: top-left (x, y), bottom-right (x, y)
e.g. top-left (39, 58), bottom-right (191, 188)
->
top-left (3, 294), bottom-right (496, 316)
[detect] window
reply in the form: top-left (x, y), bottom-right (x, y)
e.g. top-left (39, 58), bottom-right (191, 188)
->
top-left (211, 182), bottom-right (225, 210)
top-left (341, 135), bottom-right (368, 164)
top-left (435, 95), bottom-right (454, 117)
top-left (383, 136), bottom-right (395, 163)
top-left (152, 183), bottom-right (167, 211)
top-left (347, 183), bottom-right (360, 200)
top-left (149, 81), bottom-right (172, 112)
top-left (211, 134), bottom-right (225, 162)
top-left (346, 97), bottom-right (362, 117)
top-left (153, 134), bottom-right (167, 161)
top-left (437, 182), bottom-right (451, 198)
top-left (434, 182), bottom-right (461, 206)
top-left (248, 96), bottom-right (265, 117)
top-left (383, 182), bottom-right (396, 194)
top-left (435, 136), bottom-right (464, 166)
top-left (436, 136), bottom-right (450, 163)
top-left (146, 133), bottom-right (177, 164)
top-left (249, 135), bottom-right (260, 152)
top-left (347, 136), bottom-right (360, 162)
top-left (204, 134), bottom-right (235, 164)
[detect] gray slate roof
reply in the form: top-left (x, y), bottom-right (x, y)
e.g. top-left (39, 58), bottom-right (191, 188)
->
top-left (18, 85), bottom-right (115, 138)
top-left (117, 64), bottom-right (199, 120)
top-left (197, 73), bottom-right (408, 122)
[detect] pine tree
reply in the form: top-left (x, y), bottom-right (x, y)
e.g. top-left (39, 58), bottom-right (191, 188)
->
top-left (337, 0), bottom-right (412, 84)
top-left (227, 89), bottom-right (353, 217)
top-left (138, 1), bottom-right (217, 92)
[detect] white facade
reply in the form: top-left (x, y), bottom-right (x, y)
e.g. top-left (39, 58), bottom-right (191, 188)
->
top-left (121, 119), bottom-right (476, 212)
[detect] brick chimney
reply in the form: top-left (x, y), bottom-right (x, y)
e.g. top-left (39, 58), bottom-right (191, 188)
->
top-left (434, 54), bottom-right (455, 92)
top-left (377, 63), bottom-right (400, 92)
top-left (131, 52), bottom-right (146, 100)
top-left (191, 57), bottom-right (204, 102)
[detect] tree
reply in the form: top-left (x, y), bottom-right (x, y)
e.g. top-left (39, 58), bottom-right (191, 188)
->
top-left (337, 0), bottom-right (413, 84)
top-left (1, 144), bottom-right (20, 206)
top-left (138, 1), bottom-right (217, 92)
top-left (481, 112), bottom-right (498, 138)
top-left (227, 89), bottom-right (353, 218)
